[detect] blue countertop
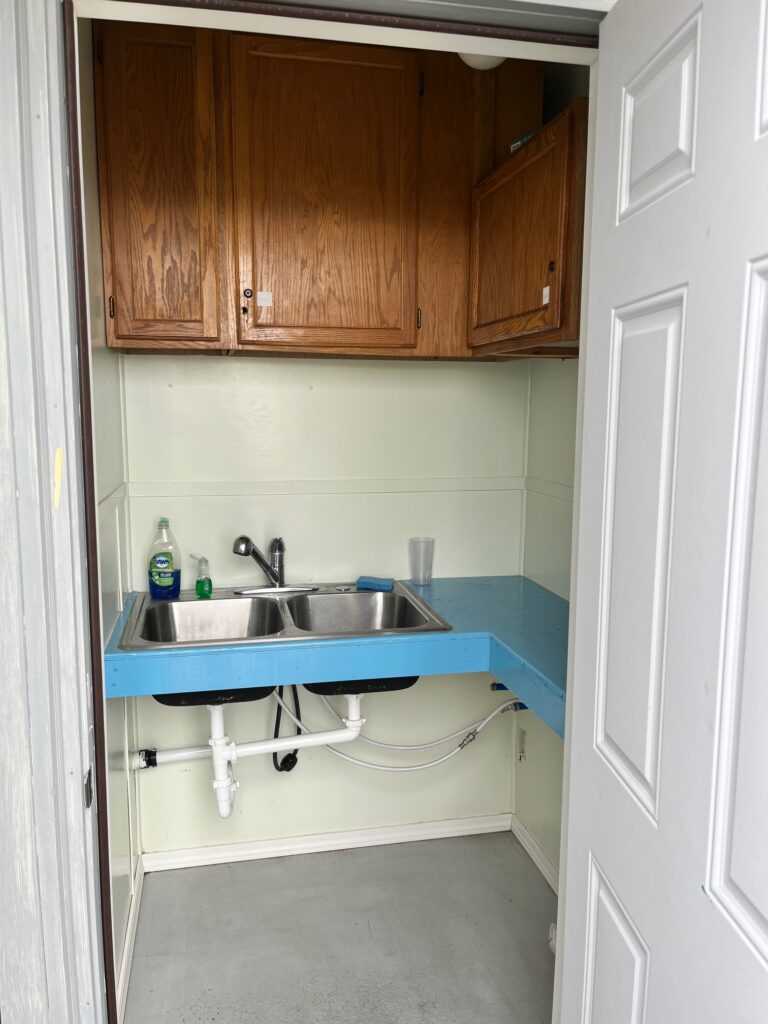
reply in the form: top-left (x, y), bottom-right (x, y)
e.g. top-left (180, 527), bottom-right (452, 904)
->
top-left (104, 576), bottom-right (569, 737)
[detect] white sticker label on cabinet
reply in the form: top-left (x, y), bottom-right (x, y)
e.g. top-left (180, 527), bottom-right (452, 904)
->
top-left (256, 291), bottom-right (273, 307)
top-left (542, 286), bottom-right (551, 305)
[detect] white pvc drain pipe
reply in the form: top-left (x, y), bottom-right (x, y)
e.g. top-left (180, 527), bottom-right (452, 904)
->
top-left (132, 693), bottom-right (365, 818)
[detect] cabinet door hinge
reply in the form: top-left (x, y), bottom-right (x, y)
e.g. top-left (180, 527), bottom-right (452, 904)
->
top-left (419, 71), bottom-right (425, 97)
top-left (83, 767), bottom-right (94, 809)
top-left (108, 295), bottom-right (115, 319)
top-left (416, 307), bottom-right (422, 329)
top-left (96, 39), bottom-right (104, 65)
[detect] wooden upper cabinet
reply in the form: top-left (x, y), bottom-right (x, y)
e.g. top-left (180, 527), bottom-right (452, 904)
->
top-left (95, 23), bottom-right (222, 347)
top-left (230, 36), bottom-right (419, 350)
top-left (468, 98), bottom-right (587, 354)
top-left (93, 25), bottom-right (586, 359)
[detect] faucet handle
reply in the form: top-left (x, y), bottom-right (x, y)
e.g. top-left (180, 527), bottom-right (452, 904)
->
top-left (268, 538), bottom-right (285, 587)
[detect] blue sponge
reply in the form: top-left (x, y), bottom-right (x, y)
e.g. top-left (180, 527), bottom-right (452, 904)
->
top-left (356, 576), bottom-right (394, 592)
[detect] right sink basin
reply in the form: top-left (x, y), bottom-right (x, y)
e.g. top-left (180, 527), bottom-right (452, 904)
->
top-left (286, 589), bottom-right (440, 634)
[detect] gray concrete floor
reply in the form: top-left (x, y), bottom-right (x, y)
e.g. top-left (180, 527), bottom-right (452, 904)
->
top-left (124, 833), bottom-right (557, 1024)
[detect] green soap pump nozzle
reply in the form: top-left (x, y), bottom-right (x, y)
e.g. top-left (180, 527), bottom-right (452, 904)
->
top-left (191, 554), bottom-right (212, 599)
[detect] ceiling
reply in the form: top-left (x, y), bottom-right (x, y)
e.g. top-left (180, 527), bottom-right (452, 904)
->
top-left (257, 0), bottom-right (609, 37)
top-left (97, 0), bottom-right (612, 40)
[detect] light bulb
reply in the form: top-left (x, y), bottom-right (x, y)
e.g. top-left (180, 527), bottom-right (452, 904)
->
top-left (458, 53), bottom-right (506, 71)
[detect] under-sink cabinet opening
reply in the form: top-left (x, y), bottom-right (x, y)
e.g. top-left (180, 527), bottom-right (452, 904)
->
top-left (75, 9), bottom-right (587, 1024)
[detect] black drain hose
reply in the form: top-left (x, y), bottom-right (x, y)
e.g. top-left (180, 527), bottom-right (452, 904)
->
top-left (272, 685), bottom-right (302, 773)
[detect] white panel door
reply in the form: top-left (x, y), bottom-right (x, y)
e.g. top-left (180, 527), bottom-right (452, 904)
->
top-left (560, 0), bottom-right (768, 1021)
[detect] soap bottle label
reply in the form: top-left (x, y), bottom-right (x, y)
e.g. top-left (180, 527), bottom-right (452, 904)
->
top-left (149, 551), bottom-right (175, 588)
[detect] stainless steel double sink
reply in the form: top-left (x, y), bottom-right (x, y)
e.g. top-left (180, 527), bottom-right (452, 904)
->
top-left (118, 582), bottom-right (452, 650)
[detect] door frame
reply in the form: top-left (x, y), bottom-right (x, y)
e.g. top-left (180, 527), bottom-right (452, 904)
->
top-left (0, 2), bottom-right (108, 1023)
top-left (56, 3), bottom-right (600, 1023)
top-left (74, 0), bottom-right (599, 63)
top-left (550, 59), bottom-right (598, 1023)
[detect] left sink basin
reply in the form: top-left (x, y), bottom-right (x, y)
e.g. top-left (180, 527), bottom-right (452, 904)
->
top-left (121, 595), bottom-right (285, 649)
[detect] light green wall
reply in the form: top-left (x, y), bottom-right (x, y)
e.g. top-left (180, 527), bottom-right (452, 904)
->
top-left (514, 709), bottom-right (566, 869)
top-left (525, 359), bottom-right (578, 600)
top-left (138, 676), bottom-right (515, 852)
top-left (516, 359), bottom-right (579, 878)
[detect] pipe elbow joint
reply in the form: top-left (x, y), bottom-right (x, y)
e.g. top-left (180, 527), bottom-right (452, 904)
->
top-left (343, 717), bottom-right (365, 736)
top-left (212, 772), bottom-right (238, 818)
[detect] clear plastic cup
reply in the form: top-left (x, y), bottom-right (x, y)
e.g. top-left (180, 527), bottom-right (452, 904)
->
top-left (409, 537), bottom-right (435, 585)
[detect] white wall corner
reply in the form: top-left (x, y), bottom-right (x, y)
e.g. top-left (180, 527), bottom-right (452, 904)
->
top-left (509, 813), bottom-right (559, 893)
top-left (519, 360), bottom-right (533, 574)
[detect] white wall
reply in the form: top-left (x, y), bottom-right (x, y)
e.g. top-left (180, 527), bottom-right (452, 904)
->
top-left (516, 359), bottom-right (579, 874)
top-left (125, 354), bottom-right (529, 853)
top-left (123, 356), bottom-right (528, 588)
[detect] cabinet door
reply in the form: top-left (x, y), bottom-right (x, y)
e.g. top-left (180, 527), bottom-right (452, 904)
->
top-left (468, 99), bottom-right (586, 353)
top-left (231, 36), bottom-right (418, 350)
top-left (96, 23), bottom-right (221, 347)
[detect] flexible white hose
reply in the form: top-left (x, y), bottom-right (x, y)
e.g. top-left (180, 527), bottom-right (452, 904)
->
top-left (274, 692), bottom-right (518, 773)
top-left (327, 740), bottom-right (465, 772)
top-left (319, 693), bottom-right (507, 750)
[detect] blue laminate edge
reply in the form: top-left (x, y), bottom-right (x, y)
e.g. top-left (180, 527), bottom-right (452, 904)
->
top-left (103, 576), bottom-right (568, 737)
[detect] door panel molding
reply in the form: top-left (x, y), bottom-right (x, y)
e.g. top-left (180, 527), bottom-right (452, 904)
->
top-left (595, 287), bottom-right (685, 822)
top-left (582, 855), bottom-right (649, 1024)
top-left (617, 11), bottom-right (701, 223)
top-left (758, 0), bottom-right (768, 139)
top-left (709, 255), bottom-right (768, 967)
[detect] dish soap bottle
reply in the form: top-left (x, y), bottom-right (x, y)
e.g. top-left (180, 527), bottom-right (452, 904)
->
top-left (192, 555), bottom-right (212, 599)
top-left (147, 516), bottom-right (181, 599)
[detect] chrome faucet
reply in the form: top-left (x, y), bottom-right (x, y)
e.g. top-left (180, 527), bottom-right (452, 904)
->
top-left (232, 535), bottom-right (285, 587)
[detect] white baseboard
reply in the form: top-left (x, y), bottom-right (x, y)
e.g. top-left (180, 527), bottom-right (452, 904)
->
top-left (509, 812), bottom-right (559, 893)
top-left (141, 814), bottom-right (513, 873)
top-left (116, 856), bottom-right (144, 1024)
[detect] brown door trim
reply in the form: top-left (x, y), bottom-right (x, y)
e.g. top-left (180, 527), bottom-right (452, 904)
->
top-left (118, 0), bottom-right (599, 49)
top-left (61, 5), bottom-right (118, 1023)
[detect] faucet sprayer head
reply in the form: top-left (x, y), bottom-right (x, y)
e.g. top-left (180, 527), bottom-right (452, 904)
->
top-left (232, 535), bottom-right (254, 557)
